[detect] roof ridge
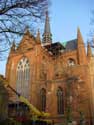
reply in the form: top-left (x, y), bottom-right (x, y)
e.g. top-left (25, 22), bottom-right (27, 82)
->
top-left (65, 38), bottom-right (77, 43)
top-left (61, 39), bottom-right (77, 51)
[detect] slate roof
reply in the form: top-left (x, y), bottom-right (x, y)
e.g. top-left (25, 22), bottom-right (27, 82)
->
top-left (43, 39), bottom-right (77, 56)
top-left (62, 39), bottom-right (77, 51)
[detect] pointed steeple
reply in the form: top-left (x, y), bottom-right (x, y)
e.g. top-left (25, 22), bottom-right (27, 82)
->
top-left (42, 11), bottom-right (52, 45)
top-left (11, 41), bottom-right (16, 52)
top-left (77, 27), bottom-right (84, 45)
top-left (24, 26), bottom-right (31, 36)
top-left (36, 29), bottom-right (41, 44)
top-left (9, 41), bottom-right (16, 57)
top-left (87, 41), bottom-right (92, 57)
top-left (77, 27), bottom-right (87, 64)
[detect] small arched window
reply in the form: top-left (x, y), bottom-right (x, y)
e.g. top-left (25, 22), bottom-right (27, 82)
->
top-left (57, 87), bottom-right (64, 114)
top-left (40, 88), bottom-right (46, 112)
top-left (68, 58), bottom-right (75, 66)
top-left (16, 57), bottom-right (30, 99)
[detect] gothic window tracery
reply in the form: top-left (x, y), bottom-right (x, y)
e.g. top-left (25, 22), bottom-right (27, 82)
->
top-left (57, 87), bottom-right (64, 114)
top-left (40, 88), bottom-right (46, 112)
top-left (68, 58), bottom-right (75, 66)
top-left (16, 57), bottom-right (30, 99)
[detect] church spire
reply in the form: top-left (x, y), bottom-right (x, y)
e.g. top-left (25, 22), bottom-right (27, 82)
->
top-left (87, 41), bottom-right (92, 57)
top-left (36, 29), bottom-right (41, 44)
top-left (42, 11), bottom-right (52, 45)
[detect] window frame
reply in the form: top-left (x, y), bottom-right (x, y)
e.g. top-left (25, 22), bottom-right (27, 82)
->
top-left (68, 58), bottom-right (75, 66)
top-left (16, 57), bottom-right (30, 99)
top-left (40, 88), bottom-right (46, 112)
top-left (57, 87), bottom-right (64, 115)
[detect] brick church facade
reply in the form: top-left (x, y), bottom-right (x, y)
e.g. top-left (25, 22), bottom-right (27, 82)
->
top-left (5, 12), bottom-right (94, 124)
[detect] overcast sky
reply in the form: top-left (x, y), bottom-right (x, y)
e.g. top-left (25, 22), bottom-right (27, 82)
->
top-left (0, 0), bottom-right (94, 75)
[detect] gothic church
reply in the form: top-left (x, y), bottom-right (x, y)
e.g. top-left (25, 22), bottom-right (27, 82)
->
top-left (6, 12), bottom-right (94, 124)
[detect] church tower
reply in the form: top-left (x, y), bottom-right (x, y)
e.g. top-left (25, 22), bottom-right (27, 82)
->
top-left (42, 11), bottom-right (52, 45)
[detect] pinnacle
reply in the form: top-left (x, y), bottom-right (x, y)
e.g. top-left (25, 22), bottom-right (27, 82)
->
top-left (87, 41), bottom-right (92, 57)
top-left (24, 26), bottom-right (31, 36)
top-left (36, 29), bottom-right (41, 43)
top-left (77, 27), bottom-right (84, 45)
top-left (11, 41), bottom-right (15, 50)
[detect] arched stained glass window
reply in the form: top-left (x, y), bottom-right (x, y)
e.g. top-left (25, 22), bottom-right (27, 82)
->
top-left (16, 57), bottom-right (30, 99)
top-left (57, 87), bottom-right (64, 114)
top-left (40, 88), bottom-right (46, 112)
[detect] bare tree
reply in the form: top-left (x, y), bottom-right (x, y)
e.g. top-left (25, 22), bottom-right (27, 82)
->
top-left (89, 10), bottom-right (94, 47)
top-left (0, 75), bottom-right (9, 121)
top-left (0, 0), bottom-right (49, 59)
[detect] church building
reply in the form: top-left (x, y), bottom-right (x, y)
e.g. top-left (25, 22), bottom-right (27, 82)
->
top-left (5, 12), bottom-right (94, 124)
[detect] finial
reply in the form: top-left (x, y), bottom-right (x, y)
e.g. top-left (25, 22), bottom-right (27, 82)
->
top-left (87, 40), bottom-right (92, 57)
top-left (11, 41), bottom-right (16, 52)
top-left (36, 29), bottom-right (41, 43)
top-left (77, 26), bottom-right (80, 32)
top-left (24, 25), bottom-right (31, 35)
top-left (77, 27), bottom-right (81, 36)
top-left (46, 11), bottom-right (48, 18)
top-left (25, 25), bottom-right (29, 31)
